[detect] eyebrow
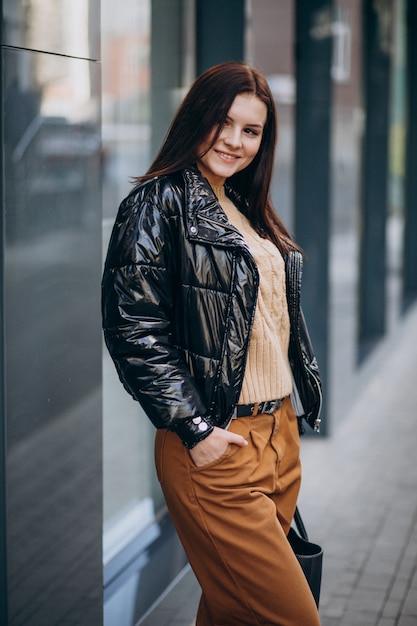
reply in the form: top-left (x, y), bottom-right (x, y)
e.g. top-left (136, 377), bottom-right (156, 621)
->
top-left (225, 115), bottom-right (264, 129)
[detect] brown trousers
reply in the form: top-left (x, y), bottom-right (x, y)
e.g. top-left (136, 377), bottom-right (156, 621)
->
top-left (154, 397), bottom-right (321, 626)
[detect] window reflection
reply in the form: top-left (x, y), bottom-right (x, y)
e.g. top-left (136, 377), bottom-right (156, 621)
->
top-left (387, 0), bottom-right (406, 326)
top-left (4, 47), bottom-right (100, 430)
top-left (2, 0), bottom-right (99, 59)
top-left (247, 0), bottom-right (295, 231)
top-left (329, 0), bottom-right (363, 425)
top-left (3, 42), bottom-right (101, 624)
top-left (101, 0), bottom-right (158, 565)
top-left (101, 0), bottom-right (197, 568)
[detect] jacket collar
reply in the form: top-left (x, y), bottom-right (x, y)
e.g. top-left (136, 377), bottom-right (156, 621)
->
top-left (182, 167), bottom-right (251, 251)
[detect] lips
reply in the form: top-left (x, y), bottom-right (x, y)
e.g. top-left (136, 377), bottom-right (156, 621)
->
top-left (216, 151), bottom-right (239, 161)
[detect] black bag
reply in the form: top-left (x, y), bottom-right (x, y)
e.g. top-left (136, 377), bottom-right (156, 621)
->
top-left (288, 507), bottom-right (323, 607)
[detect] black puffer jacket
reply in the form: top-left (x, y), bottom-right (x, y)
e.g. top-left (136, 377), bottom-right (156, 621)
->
top-left (102, 167), bottom-right (322, 448)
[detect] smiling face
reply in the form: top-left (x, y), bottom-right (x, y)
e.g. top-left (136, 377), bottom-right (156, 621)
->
top-left (196, 93), bottom-right (268, 186)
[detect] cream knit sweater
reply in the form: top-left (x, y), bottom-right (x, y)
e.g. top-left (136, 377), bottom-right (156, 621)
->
top-left (212, 184), bottom-right (293, 404)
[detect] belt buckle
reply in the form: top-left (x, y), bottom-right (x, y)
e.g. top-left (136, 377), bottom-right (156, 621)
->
top-left (263, 398), bottom-right (283, 415)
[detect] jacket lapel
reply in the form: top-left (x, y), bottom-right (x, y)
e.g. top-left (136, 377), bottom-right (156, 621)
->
top-left (182, 167), bottom-right (252, 252)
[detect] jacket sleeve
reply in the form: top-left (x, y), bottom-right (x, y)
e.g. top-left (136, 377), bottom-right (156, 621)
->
top-left (286, 250), bottom-right (323, 433)
top-left (101, 180), bottom-right (214, 448)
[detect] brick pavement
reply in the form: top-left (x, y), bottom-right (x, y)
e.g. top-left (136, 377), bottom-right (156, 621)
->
top-left (140, 303), bottom-right (417, 626)
top-left (299, 302), bottom-right (417, 626)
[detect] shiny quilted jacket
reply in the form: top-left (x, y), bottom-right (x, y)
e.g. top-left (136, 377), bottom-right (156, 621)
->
top-left (102, 167), bottom-right (322, 448)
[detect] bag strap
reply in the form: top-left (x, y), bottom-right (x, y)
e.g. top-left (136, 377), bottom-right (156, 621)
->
top-left (294, 506), bottom-right (309, 541)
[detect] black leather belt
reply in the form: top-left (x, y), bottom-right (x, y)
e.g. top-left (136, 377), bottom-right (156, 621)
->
top-left (233, 398), bottom-right (284, 418)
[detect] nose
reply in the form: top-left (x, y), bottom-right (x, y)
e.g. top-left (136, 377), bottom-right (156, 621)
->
top-left (223, 127), bottom-right (242, 149)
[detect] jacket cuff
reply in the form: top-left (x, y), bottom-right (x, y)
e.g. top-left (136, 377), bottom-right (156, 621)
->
top-left (171, 415), bottom-right (214, 449)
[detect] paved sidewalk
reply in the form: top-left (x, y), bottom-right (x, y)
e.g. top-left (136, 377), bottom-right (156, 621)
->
top-left (141, 303), bottom-right (417, 626)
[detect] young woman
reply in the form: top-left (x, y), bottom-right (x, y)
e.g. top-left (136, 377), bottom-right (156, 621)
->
top-left (102, 61), bottom-right (322, 626)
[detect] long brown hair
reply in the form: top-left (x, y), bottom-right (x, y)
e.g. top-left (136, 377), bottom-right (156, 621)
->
top-left (136, 62), bottom-right (299, 255)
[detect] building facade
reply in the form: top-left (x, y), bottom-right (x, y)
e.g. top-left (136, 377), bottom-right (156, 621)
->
top-left (1, 1), bottom-right (416, 624)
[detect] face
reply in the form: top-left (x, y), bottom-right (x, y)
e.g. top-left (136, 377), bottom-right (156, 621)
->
top-left (197, 93), bottom-right (268, 186)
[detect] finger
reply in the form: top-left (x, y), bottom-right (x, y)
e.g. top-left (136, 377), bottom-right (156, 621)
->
top-left (226, 431), bottom-right (248, 447)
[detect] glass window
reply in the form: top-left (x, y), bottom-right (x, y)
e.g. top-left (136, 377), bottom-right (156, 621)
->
top-left (102, 0), bottom-right (155, 567)
top-left (246, 0), bottom-right (295, 231)
top-left (2, 17), bottom-right (102, 626)
top-left (328, 0), bottom-right (364, 426)
top-left (2, 0), bottom-right (99, 59)
top-left (101, 0), bottom-right (196, 568)
top-left (387, 0), bottom-right (406, 327)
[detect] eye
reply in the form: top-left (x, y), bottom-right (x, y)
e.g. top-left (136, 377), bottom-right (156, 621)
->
top-left (244, 127), bottom-right (260, 136)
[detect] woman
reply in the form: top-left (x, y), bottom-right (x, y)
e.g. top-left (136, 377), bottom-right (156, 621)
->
top-left (102, 61), bottom-right (322, 625)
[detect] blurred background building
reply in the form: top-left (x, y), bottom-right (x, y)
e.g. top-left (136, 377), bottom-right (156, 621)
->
top-left (0, 1), bottom-right (416, 624)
